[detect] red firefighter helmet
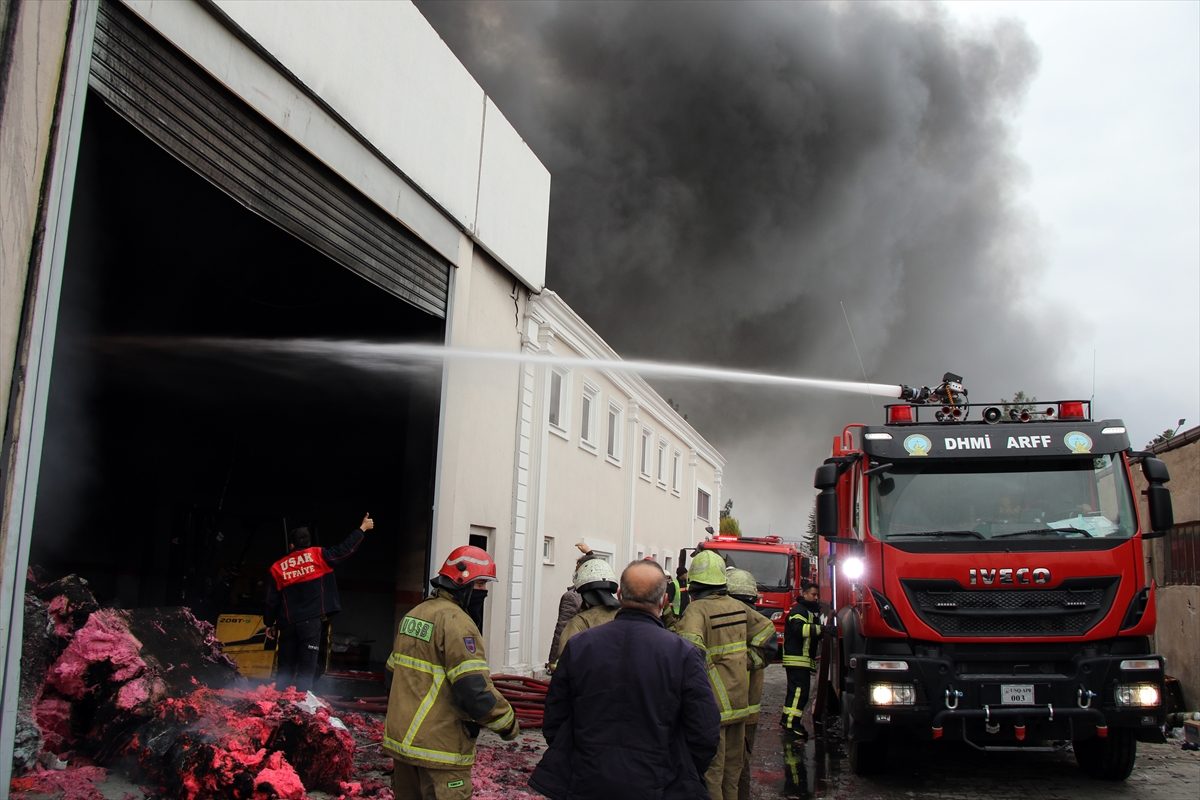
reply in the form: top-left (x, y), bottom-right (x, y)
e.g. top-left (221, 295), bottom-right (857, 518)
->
top-left (438, 545), bottom-right (498, 586)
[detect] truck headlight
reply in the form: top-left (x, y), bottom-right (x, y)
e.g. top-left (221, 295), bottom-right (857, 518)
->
top-left (1114, 684), bottom-right (1160, 707)
top-left (770, 611), bottom-right (784, 621)
top-left (870, 683), bottom-right (914, 706)
top-left (1118, 659), bottom-right (1160, 671)
top-left (842, 557), bottom-right (864, 580)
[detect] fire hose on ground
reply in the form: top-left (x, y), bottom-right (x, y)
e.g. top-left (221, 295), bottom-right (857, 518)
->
top-left (491, 674), bottom-right (550, 729)
top-left (324, 675), bottom-right (551, 728)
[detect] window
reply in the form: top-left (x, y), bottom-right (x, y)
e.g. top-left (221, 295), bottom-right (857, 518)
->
top-left (592, 550), bottom-right (614, 567)
top-left (664, 555), bottom-right (674, 574)
top-left (697, 488), bottom-right (711, 521)
top-left (580, 380), bottom-right (599, 452)
top-left (606, 400), bottom-right (623, 463)
top-left (636, 545), bottom-right (646, 560)
top-left (640, 428), bottom-right (652, 479)
top-left (543, 536), bottom-right (554, 564)
top-left (672, 450), bottom-right (682, 495)
top-left (548, 370), bottom-right (562, 427)
top-left (548, 368), bottom-right (570, 437)
top-left (657, 439), bottom-right (668, 487)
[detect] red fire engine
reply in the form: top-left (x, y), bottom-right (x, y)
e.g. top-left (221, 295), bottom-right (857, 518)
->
top-left (814, 373), bottom-right (1174, 780)
top-left (681, 534), bottom-right (817, 649)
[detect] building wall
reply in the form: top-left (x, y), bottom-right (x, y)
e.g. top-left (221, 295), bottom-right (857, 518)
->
top-left (523, 291), bottom-right (723, 672)
top-left (0, 0), bottom-right (73, 458)
top-left (1131, 427), bottom-right (1200, 711)
top-left (127, 0), bottom-right (550, 290)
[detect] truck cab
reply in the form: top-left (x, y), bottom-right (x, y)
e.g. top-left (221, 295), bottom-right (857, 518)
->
top-left (687, 535), bottom-right (815, 649)
top-left (814, 397), bottom-right (1175, 780)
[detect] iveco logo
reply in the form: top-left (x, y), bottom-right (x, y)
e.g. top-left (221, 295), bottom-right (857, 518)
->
top-left (970, 568), bottom-right (1050, 586)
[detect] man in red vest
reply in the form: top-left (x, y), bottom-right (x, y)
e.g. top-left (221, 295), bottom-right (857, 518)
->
top-left (265, 513), bottom-right (373, 691)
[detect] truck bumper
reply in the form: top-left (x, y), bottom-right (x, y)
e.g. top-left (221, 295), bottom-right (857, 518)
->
top-left (845, 651), bottom-right (1168, 746)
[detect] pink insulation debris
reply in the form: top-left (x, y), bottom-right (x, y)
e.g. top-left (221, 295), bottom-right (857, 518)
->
top-left (253, 751), bottom-right (306, 800)
top-left (47, 610), bottom-right (147, 699)
top-left (10, 764), bottom-right (109, 800)
top-left (469, 737), bottom-right (547, 800)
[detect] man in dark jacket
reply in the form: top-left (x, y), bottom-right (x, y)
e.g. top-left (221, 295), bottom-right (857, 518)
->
top-left (781, 580), bottom-right (822, 739)
top-left (265, 513), bottom-right (372, 691)
top-left (530, 560), bottom-right (720, 800)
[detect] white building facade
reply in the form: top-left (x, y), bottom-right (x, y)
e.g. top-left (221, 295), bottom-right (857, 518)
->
top-left (433, 283), bottom-right (724, 672)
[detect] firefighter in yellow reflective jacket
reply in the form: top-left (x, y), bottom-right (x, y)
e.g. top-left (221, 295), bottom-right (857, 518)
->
top-left (726, 568), bottom-right (769, 800)
top-left (385, 546), bottom-right (519, 799)
top-left (555, 557), bottom-right (620, 667)
top-left (675, 551), bottom-right (777, 800)
top-left (781, 580), bottom-right (822, 739)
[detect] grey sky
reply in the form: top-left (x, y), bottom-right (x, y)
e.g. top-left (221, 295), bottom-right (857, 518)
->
top-left (943, 1), bottom-right (1200, 448)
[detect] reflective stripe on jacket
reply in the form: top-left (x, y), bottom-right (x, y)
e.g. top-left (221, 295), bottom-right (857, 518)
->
top-left (384, 590), bottom-right (514, 768)
top-left (782, 603), bottom-right (821, 670)
top-left (554, 605), bottom-right (618, 667)
top-left (674, 593), bottom-right (776, 725)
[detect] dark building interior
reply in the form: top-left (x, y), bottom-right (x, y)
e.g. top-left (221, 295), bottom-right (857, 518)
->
top-left (29, 93), bottom-right (444, 672)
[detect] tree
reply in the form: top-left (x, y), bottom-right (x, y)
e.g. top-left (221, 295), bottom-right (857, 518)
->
top-left (1003, 391), bottom-right (1048, 420)
top-left (1147, 418), bottom-right (1187, 449)
top-left (799, 507), bottom-right (817, 557)
top-left (720, 498), bottom-right (733, 519)
top-left (719, 515), bottom-right (741, 537)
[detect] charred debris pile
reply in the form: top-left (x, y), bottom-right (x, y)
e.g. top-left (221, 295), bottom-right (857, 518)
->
top-left (12, 572), bottom-right (391, 799)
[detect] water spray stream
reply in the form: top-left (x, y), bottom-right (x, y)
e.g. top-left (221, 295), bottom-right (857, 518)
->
top-left (101, 337), bottom-right (906, 399)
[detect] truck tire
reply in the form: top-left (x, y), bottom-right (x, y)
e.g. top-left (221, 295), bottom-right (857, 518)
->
top-left (849, 736), bottom-right (888, 775)
top-left (1073, 728), bottom-right (1136, 781)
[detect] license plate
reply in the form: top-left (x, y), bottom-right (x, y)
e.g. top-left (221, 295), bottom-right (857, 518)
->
top-left (1001, 684), bottom-right (1035, 706)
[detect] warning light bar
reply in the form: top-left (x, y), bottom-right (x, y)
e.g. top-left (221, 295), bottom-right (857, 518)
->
top-left (887, 405), bottom-right (914, 424)
top-left (1059, 401), bottom-right (1086, 420)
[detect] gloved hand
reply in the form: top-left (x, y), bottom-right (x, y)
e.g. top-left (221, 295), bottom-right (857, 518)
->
top-left (499, 718), bottom-right (520, 741)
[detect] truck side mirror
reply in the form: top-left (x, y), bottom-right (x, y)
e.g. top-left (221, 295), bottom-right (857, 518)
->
top-left (814, 463), bottom-right (838, 491)
top-left (1141, 457), bottom-right (1173, 536)
top-left (1142, 457), bottom-right (1170, 484)
top-left (816, 488), bottom-right (838, 538)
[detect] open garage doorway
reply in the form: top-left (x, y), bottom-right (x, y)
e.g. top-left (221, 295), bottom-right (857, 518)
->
top-left (27, 89), bottom-right (445, 679)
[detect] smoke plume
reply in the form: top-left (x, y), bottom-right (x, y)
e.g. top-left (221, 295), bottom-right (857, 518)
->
top-left (416, 0), bottom-right (1066, 536)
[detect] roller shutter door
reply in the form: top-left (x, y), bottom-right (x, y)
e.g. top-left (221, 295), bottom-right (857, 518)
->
top-left (87, 0), bottom-right (450, 318)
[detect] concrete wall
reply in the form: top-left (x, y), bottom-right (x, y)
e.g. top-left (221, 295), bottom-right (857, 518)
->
top-left (430, 238), bottom-right (526, 664)
top-left (127, 0), bottom-right (550, 290)
top-left (0, 0), bottom-right (73, 456)
top-left (1131, 428), bottom-right (1200, 710)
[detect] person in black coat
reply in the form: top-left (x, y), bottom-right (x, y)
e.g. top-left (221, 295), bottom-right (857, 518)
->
top-left (530, 560), bottom-right (720, 800)
top-left (265, 514), bottom-right (372, 692)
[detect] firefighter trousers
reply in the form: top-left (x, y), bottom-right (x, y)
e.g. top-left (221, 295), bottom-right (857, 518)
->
top-left (781, 667), bottom-right (812, 733)
top-left (392, 761), bottom-right (473, 800)
top-left (705, 720), bottom-right (746, 800)
top-left (736, 721), bottom-right (757, 800)
top-left (277, 617), bottom-right (322, 693)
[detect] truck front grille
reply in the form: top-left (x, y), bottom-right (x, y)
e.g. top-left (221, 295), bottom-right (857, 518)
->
top-left (900, 577), bottom-right (1119, 637)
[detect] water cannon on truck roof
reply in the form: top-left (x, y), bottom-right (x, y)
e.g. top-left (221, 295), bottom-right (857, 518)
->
top-left (812, 371), bottom-right (1175, 780)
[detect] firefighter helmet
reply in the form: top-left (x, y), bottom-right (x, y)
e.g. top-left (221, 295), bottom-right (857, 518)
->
top-left (438, 545), bottom-right (498, 586)
top-left (574, 557), bottom-right (618, 591)
top-left (688, 550), bottom-right (728, 586)
top-left (726, 568), bottom-right (757, 599)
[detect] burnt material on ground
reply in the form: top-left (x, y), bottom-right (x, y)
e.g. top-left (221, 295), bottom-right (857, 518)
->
top-left (11, 573), bottom-right (385, 800)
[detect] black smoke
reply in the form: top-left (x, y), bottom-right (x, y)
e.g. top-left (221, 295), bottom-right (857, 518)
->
top-left (416, 0), bottom-right (1068, 535)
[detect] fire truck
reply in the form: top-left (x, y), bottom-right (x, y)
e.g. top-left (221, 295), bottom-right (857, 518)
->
top-left (813, 373), bottom-right (1174, 780)
top-left (681, 534), bottom-right (816, 649)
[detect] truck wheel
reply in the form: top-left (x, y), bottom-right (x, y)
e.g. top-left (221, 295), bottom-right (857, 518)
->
top-left (1074, 728), bottom-right (1136, 781)
top-left (849, 736), bottom-right (888, 775)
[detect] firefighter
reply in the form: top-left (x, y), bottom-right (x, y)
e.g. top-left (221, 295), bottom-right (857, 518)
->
top-left (725, 568), bottom-right (768, 800)
top-left (555, 557), bottom-right (620, 666)
top-left (675, 551), bottom-right (777, 800)
top-left (662, 564), bottom-right (685, 629)
top-left (384, 545), bottom-right (519, 799)
top-left (781, 580), bottom-right (822, 739)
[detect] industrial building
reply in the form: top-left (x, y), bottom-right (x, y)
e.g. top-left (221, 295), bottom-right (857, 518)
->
top-left (0, 0), bottom-right (723, 779)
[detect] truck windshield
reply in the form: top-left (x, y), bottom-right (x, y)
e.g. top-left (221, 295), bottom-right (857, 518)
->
top-left (869, 455), bottom-right (1138, 541)
top-left (706, 549), bottom-right (791, 590)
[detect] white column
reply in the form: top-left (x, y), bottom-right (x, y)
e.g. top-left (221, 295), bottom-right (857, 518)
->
top-left (624, 400), bottom-right (641, 564)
